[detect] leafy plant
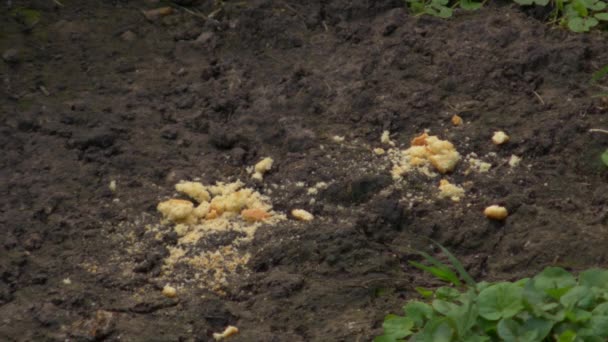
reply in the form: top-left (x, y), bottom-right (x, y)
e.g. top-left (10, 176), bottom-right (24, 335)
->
top-left (402, 0), bottom-right (608, 33)
top-left (376, 244), bottom-right (608, 341)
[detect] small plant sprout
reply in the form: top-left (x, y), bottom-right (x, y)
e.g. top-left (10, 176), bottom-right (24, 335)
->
top-left (589, 129), bottom-right (608, 167)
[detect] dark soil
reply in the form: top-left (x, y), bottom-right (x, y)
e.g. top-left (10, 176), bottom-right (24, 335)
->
top-left (2, 0), bottom-right (608, 341)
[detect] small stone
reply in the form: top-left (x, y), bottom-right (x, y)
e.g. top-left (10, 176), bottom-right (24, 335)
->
top-left (120, 30), bottom-right (137, 42)
top-left (2, 49), bottom-right (19, 64)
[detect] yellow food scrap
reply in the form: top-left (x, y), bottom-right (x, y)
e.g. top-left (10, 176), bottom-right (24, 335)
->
top-left (451, 115), bottom-right (463, 126)
top-left (492, 131), bottom-right (510, 145)
top-left (291, 209), bottom-right (314, 221)
top-left (332, 135), bottom-right (345, 143)
top-left (508, 155), bottom-right (521, 167)
top-left (373, 148), bottom-right (386, 155)
top-left (438, 179), bottom-right (465, 202)
top-left (213, 326), bottom-right (239, 341)
top-left (175, 181), bottom-right (210, 203)
top-left (162, 285), bottom-right (177, 298)
top-left (157, 199), bottom-right (194, 223)
top-left (381, 130), bottom-right (395, 146)
top-left (468, 158), bottom-right (492, 173)
top-left (252, 157), bottom-right (274, 180)
top-left (484, 205), bottom-right (508, 220)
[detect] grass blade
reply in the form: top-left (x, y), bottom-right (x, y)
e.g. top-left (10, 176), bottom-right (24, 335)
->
top-left (433, 242), bottom-right (477, 287)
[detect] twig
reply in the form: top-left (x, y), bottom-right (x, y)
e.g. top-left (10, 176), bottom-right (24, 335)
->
top-left (589, 128), bottom-right (608, 135)
top-left (532, 90), bottom-right (545, 105)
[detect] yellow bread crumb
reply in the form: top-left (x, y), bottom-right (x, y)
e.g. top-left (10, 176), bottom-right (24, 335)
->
top-left (451, 115), bottom-right (463, 126)
top-left (241, 208), bottom-right (270, 222)
top-left (252, 157), bottom-right (273, 180)
top-left (157, 199), bottom-right (194, 223)
top-left (162, 285), bottom-right (177, 298)
top-left (213, 326), bottom-right (239, 341)
top-left (291, 209), bottom-right (314, 221)
top-left (332, 135), bottom-right (345, 142)
top-left (109, 180), bottom-right (117, 192)
top-left (175, 181), bottom-right (210, 203)
top-left (373, 147), bottom-right (386, 155)
top-left (381, 130), bottom-right (395, 146)
top-left (438, 179), bottom-right (465, 202)
top-left (508, 155), bottom-right (521, 167)
top-left (492, 131), bottom-right (510, 145)
top-left (484, 205), bottom-right (508, 220)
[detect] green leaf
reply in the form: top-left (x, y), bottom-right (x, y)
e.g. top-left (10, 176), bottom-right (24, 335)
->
top-left (9, 7), bottom-right (41, 29)
top-left (567, 16), bottom-right (599, 32)
top-left (581, 315), bottom-right (608, 337)
top-left (416, 286), bottom-right (434, 298)
top-left (565, 308), bottom-right (592, 322)
top-left (595, 12), bottom-right (608, 20)
top-left (513, 0), bottom-right (534, 4)
top-left (478, 282), bottom-right (524, 321)
top-left (557, 330), bottom-right (577, 342)
top-left (497, 317), bottom-right (553, 342)
top-left (580, 269), bottom-right (608, 288)
top-left (436, 287), bottom-right (462, 301)
top-left (421, 317), bottom-right (454, 342)
top-left (432, 299), bottom-right (458, 315)
top-left (434, 242), bottom-right (477, 287)
top-left (546, 287), bottom-right (574, 301)
top-left (601, 150), bottom-right (608, 167)
top-left (572, 0), bottom-right (589, 16)
top-left (380, 314), bottom-right (415, 341)
top-left (533, 267), bottom-right (576, 292)
top-left (404, 301), bottom-right (434, 327)
top-left (534, 0), bottom-right (551, 5)
top-left (410, 253), bottom-right (461, 286)
top-left (560, 286), bottom-right (595, 309)
top-left (459, 0), bottom-right (483, 10)
top-left (593, 302), bottom-right (608, 315)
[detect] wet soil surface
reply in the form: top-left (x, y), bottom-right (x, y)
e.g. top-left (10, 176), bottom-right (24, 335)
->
top-left (2, 0), bottom-right (608, 341)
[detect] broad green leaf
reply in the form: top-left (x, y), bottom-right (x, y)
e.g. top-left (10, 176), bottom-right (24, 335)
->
top-left (476, 281), bottom-right (491, 292)
top-left (380, 314), bottom-right (415, 341)
top-left (581, 0), bottom-right (607, 10)
top-left (513, 0), bottom-right (534, 4)
top-left (581, 269), bottom-right (608, 288)
top-left (404, 301), bottom-right (434, 327)
top-left (593, 302), bottom-right (608, 315)
top-left (546, 287), bottom-right (574, 300)
top-left (432, 299), bottom-right (458, 315)
top-left (595, 12), bottom-right (608, 20)
top-left (421, 317), bottom-right (454, 342)
top-left (434, 242), bottom-right (477, 287)
top-left (560, 286), bottom-right (595, 309)
top-left (557, 330), bottom-right (577, 342)
top-left (534, 0), bottom-right (551, 4)
top-left (497, 318), bottom-right (538, 342)
top-left (446, 295), bottom-right (478, 337)
top-left (436, 287), bottom-right (462, 301)
top-left (580, 315), bottom-right (608, 337)
top-left (533, 267), bottom-right (576, 292)
top-left (601, 149), bottom-right (608, 167)
top-left (572, 0), bottom-right (589, 16)
top-left (478, 282), bottom-right (524, 321)
top-left (568, 16), bottom-right (599, 32)
top-left (565, 308), bottom-right (592, 322)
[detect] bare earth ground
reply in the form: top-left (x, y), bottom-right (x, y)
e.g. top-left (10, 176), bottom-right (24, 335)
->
top-left (1, 0), bottom-right (608, 341)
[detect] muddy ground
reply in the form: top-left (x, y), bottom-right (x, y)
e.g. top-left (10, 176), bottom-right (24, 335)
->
top-left (2, 0), bottom-right (608, 341)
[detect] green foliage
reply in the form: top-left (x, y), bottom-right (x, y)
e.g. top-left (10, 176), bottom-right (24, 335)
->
top-left (601, 149), bottom-right (608, 167)
top-left (401, 0), bottom-right (608, 33)
top-left (9, 7), bottom-right (41, 30)
top-left (376, 245), bottom-right (608, 341)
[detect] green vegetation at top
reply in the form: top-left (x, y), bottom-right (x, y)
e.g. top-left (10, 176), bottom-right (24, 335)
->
top-left (376, 243), bottom-right (608, 341)
top-left (403, 0), bottom-right (608, 32)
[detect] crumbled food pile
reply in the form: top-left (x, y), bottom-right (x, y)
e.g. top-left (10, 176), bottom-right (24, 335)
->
top-left (438, 179), bottom-right (465, 202)
top-left (388, 132), bottom-right (461, 179)
top-left (154, 180), bottom-right (285, 293)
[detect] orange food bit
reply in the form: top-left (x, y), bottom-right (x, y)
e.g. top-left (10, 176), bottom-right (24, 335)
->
top-left (241, 208), bottom-right (270, 222)
top-left (451, 115), bottom-right (463, 126)
top-left (411, 133), bottom-right (429, 146)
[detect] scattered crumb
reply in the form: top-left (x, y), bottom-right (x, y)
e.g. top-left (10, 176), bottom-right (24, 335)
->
top-left (332, 135), bottom-right (345, 143)
top-left (252, 157), bottom-right (274, 180)
top-left (484, 205), bottom-right (508, 220)
top-left (109, 180), bottom-right (117, 192)
top-left (467, 155), bottom-right (492, 173)
top-left (62, 278), bottom-right (71, 285)
top-left (508, 155), bottom-right (522, 167)
top-left (295, 181), bottom-right (305, 188)
top-left (451, 115), bottom-right (463, 126)
top-left (162, 285), bottom-right (177, 298)
top-left (307, 182), bottom-right (329, 195)
top-left (438, 179), bottom-right (465, 202)
top-left (291, 209), bottom-right (314, 221)
top-left (381, 130), bottom-right (395, 146)
top-left (373, 147), bottom-right (386, 155)
top-left (213, 326), bottom-right (239, 341)
top-left (492, 131), bottom-right (510, 145)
